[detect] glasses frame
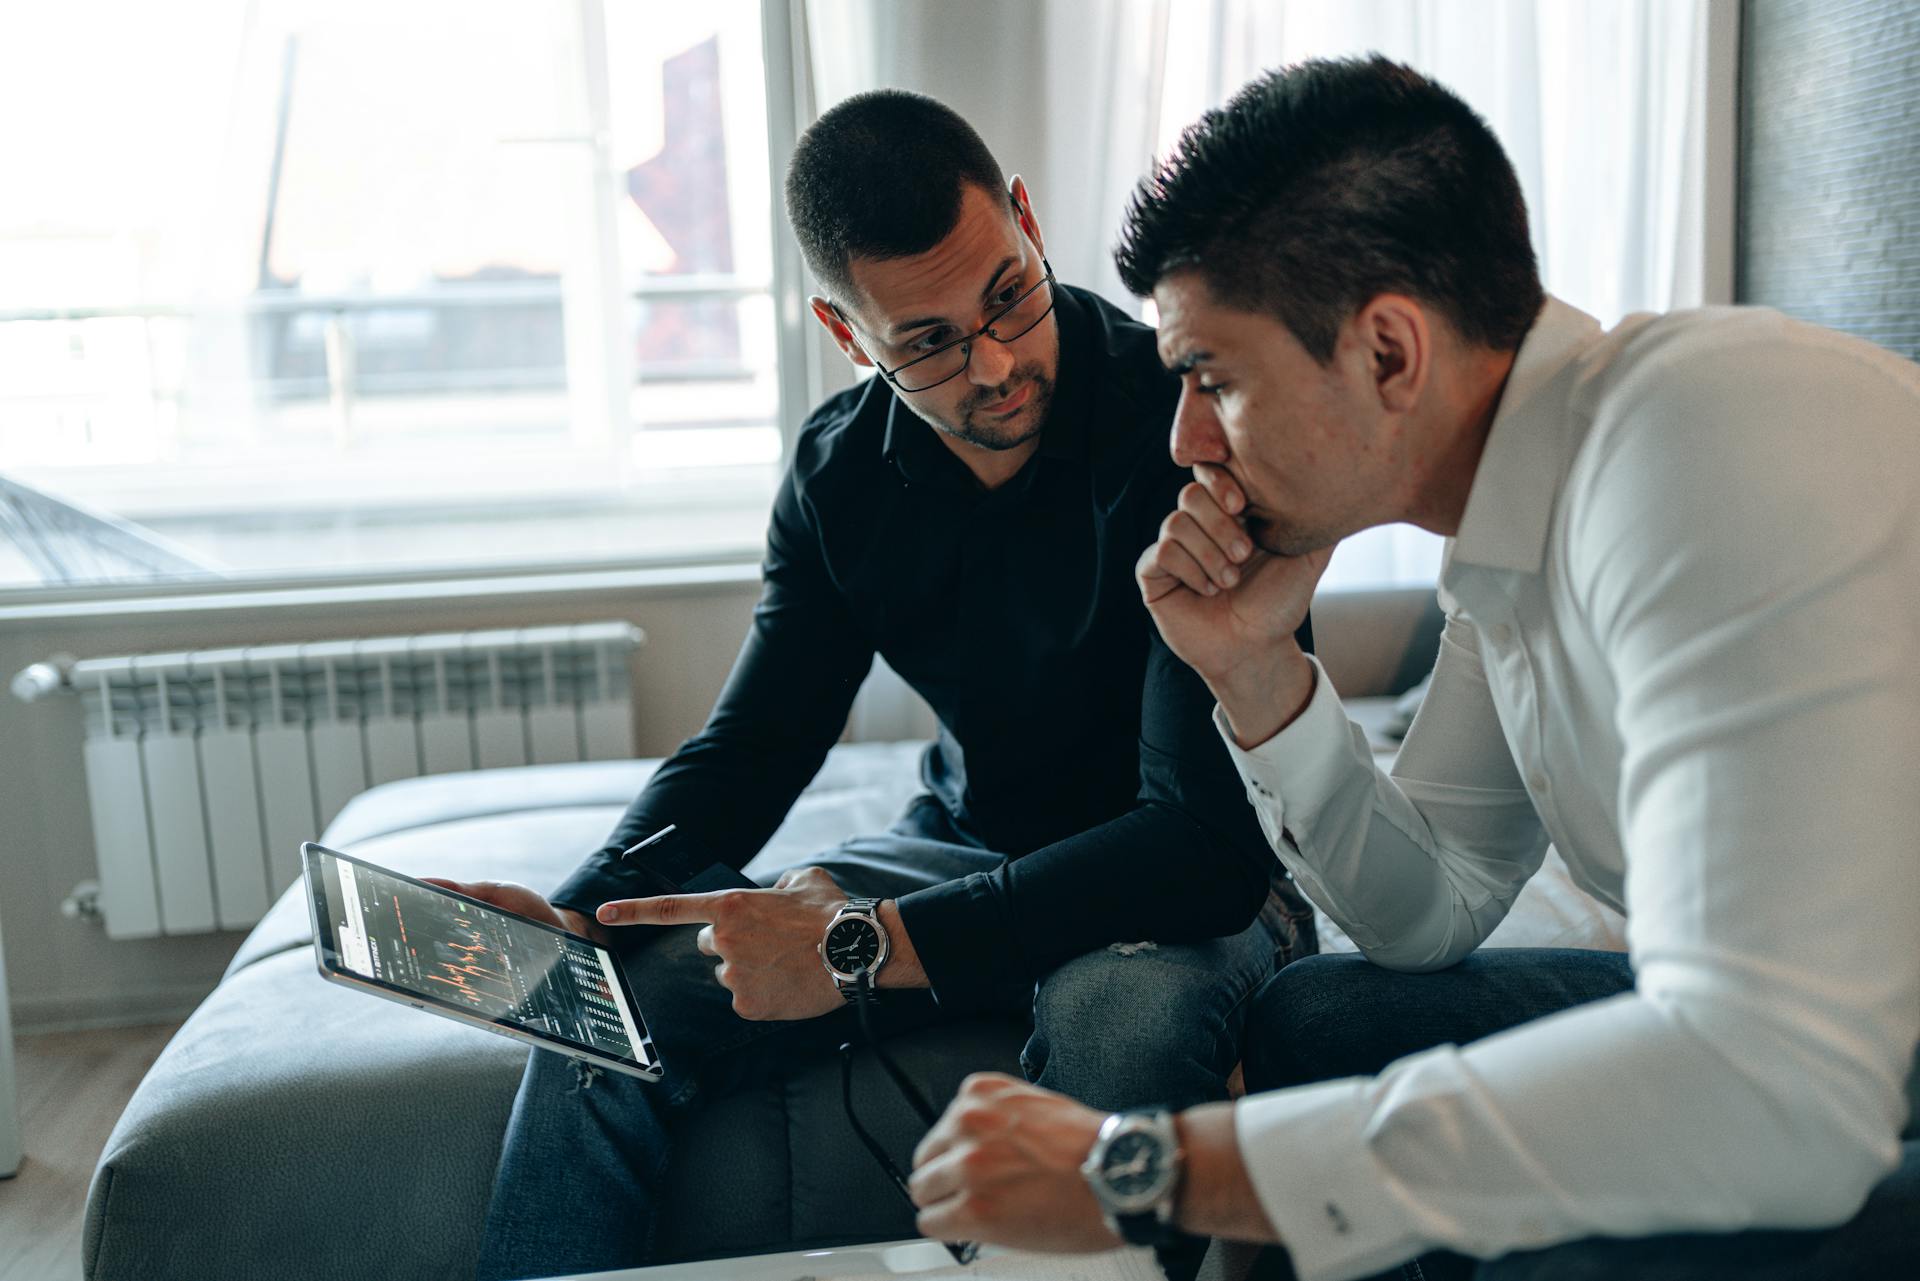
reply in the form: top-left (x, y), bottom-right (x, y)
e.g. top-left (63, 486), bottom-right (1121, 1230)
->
top-left (832, 259), bottom-right (1057, 394)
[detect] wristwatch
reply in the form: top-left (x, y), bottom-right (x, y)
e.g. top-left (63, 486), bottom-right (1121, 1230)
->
top-left (1080, 1109), bottom-right (1184, 1247)
top-left (818, 897), bottom-right (890, 1002)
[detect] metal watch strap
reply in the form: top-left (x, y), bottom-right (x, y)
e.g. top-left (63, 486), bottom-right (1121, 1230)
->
top-left (835, 898), bottom-right (883, 1004)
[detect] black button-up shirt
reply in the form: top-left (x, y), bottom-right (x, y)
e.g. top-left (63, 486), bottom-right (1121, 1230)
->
top-left (552, 284), bottom-right (1311, 1013)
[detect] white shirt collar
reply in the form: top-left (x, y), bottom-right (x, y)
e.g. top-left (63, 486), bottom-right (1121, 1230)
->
top-left (1446, 296), bottom-right (1604, 578)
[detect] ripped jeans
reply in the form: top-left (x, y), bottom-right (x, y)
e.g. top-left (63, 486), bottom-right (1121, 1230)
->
top-left (473, 797), bottom-right (1280, 1281)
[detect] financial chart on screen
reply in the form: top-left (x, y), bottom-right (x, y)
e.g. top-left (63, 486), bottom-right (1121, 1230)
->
top-left (315, 852), bottom-right (649, 1065)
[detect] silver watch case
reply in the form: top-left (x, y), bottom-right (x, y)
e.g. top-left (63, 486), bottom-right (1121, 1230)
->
top-left (1079, 1109), bottom-right (1183, 1230)
top-left (817, 899), bottom-right (890, 985)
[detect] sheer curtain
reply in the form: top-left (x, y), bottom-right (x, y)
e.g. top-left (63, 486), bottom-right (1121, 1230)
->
top-left (1042, 0), bottom-right (1710, 589)
top-left (791, 0), bottom-right (1709, 592)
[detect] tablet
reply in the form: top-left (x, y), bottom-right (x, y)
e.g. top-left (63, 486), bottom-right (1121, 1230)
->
top-left (302, 842), bottom-right (661, 1082)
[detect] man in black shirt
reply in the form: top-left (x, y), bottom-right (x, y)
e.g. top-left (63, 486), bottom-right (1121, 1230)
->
top-left (445, 90), bottom-right (1312, 1280)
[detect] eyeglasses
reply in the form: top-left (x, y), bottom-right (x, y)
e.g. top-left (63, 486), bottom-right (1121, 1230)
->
top-left (839, 974), bottom-right (978, 1266)
top-left (834, 260), bottom-right (1057, 393)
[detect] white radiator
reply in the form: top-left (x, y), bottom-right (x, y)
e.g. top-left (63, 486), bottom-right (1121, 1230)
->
top-left (12, 622), bottom-right (643, 940)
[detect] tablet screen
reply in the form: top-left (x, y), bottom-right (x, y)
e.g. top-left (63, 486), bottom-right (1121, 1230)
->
top-left (306, 845), bottom-right (655, 1072)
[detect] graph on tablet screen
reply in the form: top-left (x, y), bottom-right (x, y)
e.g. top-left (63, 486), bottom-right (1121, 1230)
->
top-left (319, 854), bottom-right (645, 1063)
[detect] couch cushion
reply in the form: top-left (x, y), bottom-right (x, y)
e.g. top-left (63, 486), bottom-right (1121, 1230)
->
top-left (87, 946), bottom-right (530, 1281)
top-left (320, 741), bottom-right (930, 854)
top-left (319, 759), bottom-right (659, 849)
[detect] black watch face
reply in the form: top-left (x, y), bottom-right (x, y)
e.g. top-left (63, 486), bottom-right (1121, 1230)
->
top-left (1100, 1130), bottom-right (1165, 1198)
top-left (824, 917), bottom-right (880, 976)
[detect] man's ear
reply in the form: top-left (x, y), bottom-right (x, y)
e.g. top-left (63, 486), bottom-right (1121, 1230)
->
top-left (1355, 294), bottom-right (1429, 413)
top-left (809, 295), bottom-right (874, 368)
top-left (1009, 175), bottom-right (1046, 259)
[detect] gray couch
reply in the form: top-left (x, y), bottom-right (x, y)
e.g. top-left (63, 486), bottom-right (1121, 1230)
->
top-left (83, 589), bottom-right (1441, 1281)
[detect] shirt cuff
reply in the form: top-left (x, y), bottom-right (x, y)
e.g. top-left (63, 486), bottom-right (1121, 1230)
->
top-left (549, 851), bottom-right (627, 918)
top-left (1235, 1081), bottom-right (1428, 1281)
top-left (894, 874), bottom-right (1028, 1013)
top-left (1213, 654), bottom-right (1358, 825)
top-left (549, 852), bottom-right (660, 945)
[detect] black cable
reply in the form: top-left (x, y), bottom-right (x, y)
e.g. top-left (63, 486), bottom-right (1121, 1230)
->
top-left (853, 972), bottom-right (941, 1125)
top-left (841, 971), bottom-right (978, 1266)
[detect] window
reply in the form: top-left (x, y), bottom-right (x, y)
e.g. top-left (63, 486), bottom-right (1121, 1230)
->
top-left (0, 0), bottom-right (783, 592)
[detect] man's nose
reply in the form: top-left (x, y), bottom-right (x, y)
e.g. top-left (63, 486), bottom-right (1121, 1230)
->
top-left (1169, 384), bottom-right (1226, 467)
top-left (968, 337), bottom-right (1017, 388)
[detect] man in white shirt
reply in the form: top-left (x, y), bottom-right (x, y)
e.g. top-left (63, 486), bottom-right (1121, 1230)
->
top-left (904, 55), bottom-right (1920, 1279)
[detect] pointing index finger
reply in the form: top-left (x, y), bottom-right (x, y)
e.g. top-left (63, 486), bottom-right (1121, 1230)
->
top-left (598, 890), bottom-right (733, 928)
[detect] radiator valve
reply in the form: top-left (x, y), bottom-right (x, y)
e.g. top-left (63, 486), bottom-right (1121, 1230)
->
top-left (10, 653), bottom-right (75, 704)
top-left (62, 880), bottom-right (103, 924)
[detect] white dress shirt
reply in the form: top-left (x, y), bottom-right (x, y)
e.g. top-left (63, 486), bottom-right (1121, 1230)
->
top-left (1222, 297), bottom-right (1920, 1281)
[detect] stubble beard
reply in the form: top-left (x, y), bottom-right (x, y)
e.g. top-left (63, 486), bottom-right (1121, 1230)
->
top-left (1246, 509), bottom-right (1341, 560)
top-left (936, 362), bottom-right (1055, 452)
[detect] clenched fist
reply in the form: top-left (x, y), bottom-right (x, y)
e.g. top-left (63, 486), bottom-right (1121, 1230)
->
top-left (1135, 463), bottom-right (1330, 748)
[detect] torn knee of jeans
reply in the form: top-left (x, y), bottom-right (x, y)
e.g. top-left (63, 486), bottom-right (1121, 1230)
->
top-left (1018, 1045), bottom-right (1042, 1081)
top-left (569, 1059), bottom-right (605, 1092)
top-left (1107, 940), bottom-right (1159, 957)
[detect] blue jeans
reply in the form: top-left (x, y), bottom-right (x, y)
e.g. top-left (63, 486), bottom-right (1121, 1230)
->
top-left (1240, 950), bottom-right (1920, 1281)
top-left (474, 803), bottom-right (1278, 1281)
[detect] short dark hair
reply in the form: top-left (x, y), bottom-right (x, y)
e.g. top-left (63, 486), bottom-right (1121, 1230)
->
top-left (1115, 56), bottom-right (1544, 361)
top-left (784, 89), bottom-right (1007, 304)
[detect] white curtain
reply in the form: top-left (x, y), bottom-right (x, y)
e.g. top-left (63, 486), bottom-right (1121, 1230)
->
top-left (790, 1), bottom-right (1709, 595)
top-left (1046, 0), bottom-right (1710, 589)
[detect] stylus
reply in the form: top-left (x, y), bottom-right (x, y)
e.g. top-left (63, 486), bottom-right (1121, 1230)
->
top-left (617, 825), bottom-right (679, 864)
